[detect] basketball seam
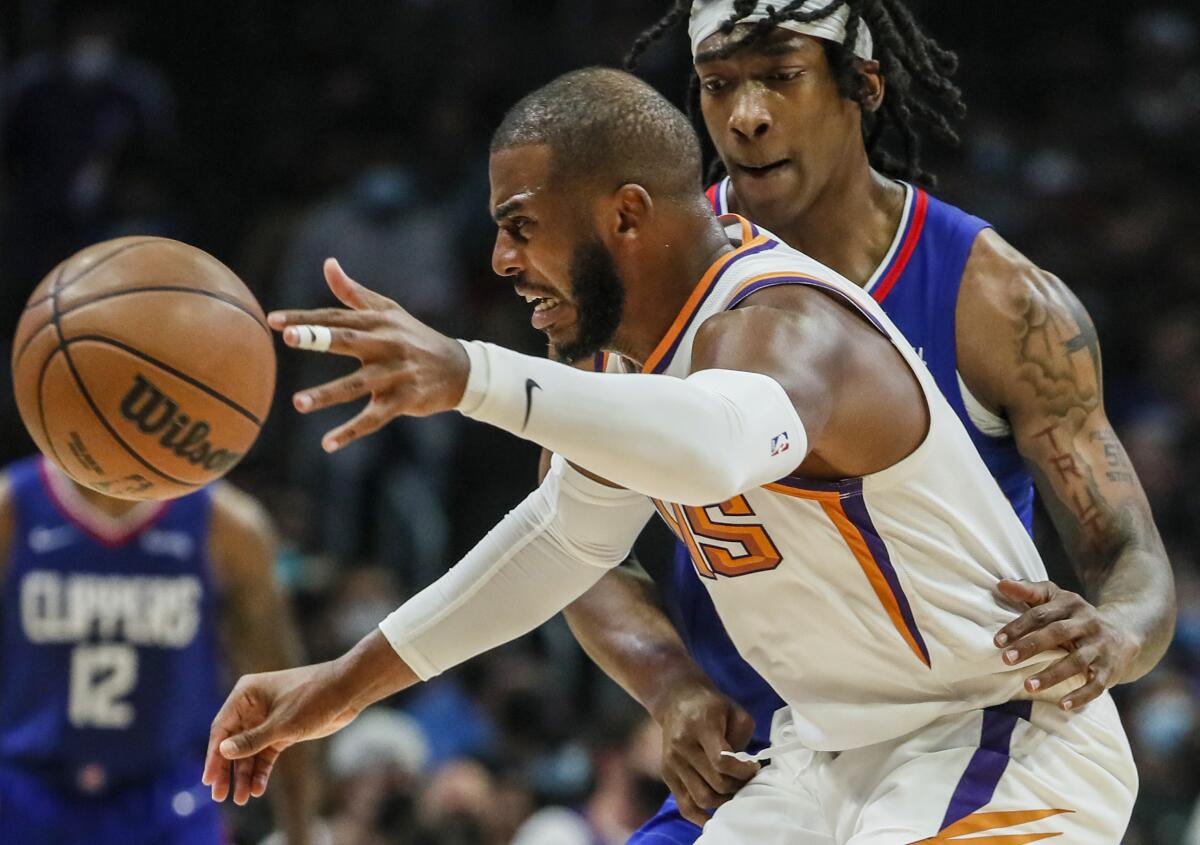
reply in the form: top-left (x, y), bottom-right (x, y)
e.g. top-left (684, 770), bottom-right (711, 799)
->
top-left (49, 264), bottom-right (201, 490)
top-left (63, 335), bottom-right (265, 427)
top-left (13, 319), bottom-right (56, 371)
top-left (36, 264), bottom-right (71, 473)
top-left (53, 285), bottom-right (271, 334)
top-left (24, 239), bottom-right (163, 310)
top-left (16, 282), bottom-right (269, 379)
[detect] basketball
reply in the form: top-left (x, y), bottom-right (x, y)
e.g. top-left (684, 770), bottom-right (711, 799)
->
top-left (10, 237), bottom-right (276, 501)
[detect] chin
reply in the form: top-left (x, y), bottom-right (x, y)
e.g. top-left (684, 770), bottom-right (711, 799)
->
top-left (731, 170), bottom-right (804, 219)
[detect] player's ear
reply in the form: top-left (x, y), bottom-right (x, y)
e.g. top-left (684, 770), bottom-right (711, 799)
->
top-left (856, 59), bottom-right (884, 113)
top-left (612, 183), bottom-right (653, 238)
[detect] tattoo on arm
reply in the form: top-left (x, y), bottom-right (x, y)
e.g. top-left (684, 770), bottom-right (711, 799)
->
top-left (1013, 273), bottom-right (1155, 585)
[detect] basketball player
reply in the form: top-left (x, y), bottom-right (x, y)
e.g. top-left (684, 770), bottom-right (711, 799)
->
top-left (0, 455), bottom-right (316, 844)
top-left (205, 69), bottom-right (1144, 842)
top-left (549, 0), bottom-right (1176, 833)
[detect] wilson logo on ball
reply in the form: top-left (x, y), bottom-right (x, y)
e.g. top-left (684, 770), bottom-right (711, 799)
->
top-left (119, 375), bottom-right (242, 473)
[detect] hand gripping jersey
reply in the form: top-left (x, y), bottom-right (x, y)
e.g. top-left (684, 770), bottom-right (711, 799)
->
top-left (607, 215), bottom-right (1057, 752)
top-left (0, 457), bottom-right (224, 793)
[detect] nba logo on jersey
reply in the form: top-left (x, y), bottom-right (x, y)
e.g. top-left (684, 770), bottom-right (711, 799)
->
top-left (770, 432), bottom-right (790, 457)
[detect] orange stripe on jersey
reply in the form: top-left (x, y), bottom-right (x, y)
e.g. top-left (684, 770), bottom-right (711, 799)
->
top-left (764, 481), bottom-right (931, 667)
top-left (910, 809), bottom-right (1072, 843)
top-left (641, 217), bottom-right (769, 375)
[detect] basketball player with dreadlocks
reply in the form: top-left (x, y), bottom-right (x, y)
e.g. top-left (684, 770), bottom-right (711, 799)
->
top-left (548, 0), bottom-right (1174, 841)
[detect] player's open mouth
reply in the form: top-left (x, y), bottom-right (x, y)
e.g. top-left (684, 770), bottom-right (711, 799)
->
top-left (520, 291), bottom-right (570, 330)
top-left (737, 159), bottom-right (790, 178)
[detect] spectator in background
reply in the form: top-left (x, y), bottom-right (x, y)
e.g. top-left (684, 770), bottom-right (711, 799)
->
top-left (513, 716), bottom-right (665, 845)
top-left (275, 162), bottom-right (463, 590)
top-left (0, 6), bottom-right (176, 297)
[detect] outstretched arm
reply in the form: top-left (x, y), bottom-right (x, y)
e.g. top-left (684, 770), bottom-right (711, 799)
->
top-left (204, 455), bottom-right (653, 803)
top-left (957, 230), bottom-right (1174, 709)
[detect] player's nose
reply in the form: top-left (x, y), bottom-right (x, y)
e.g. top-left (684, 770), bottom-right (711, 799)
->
top-left (728, 88), bottom-right (773, 141)
top-left (492, 230), bottom-right (524, 278)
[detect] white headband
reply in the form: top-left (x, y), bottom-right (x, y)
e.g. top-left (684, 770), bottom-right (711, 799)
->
top-left (689, 0), bottom-right (874, 60)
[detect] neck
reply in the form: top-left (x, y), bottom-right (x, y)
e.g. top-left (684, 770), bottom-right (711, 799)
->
top-left (733, 158), bottom-right (905, 288)
top-left (610, 207), bottom-right (731, 367)
top-left (72, 483), bottom-right (143, 518)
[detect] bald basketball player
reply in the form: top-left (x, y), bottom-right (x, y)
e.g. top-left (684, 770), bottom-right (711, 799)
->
top-left (205, 68), bottom-right (1141, 843)
top-left (0, 457), bottom-right (317, 845)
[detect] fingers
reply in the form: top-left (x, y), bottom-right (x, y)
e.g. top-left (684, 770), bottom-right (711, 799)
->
top-left (713, 750), bottom-right (759, 783)
top-left (268, 307), bottom-right (385, 332)
top-left (997, 578), bottom-right (1054, 606)
top-left (280, 325), bottom-right (390, 359)
top-left (665, 771), bottom-right (710, 828)
top-left (717, 705), bottom-right (760, 782)
top-left (684, 741), bottom-right (746, 797)
top-left (324, 258), bottom-right (399, 311)
top-left (320, 397), bottom-right (394, 453)
top-left (1023, 644), bottom-right (1096, 694)
top-left (250, 747), bottom-right (283, 798)
top-left (293, 367), bottom-right (382, 414)
top-left (994, 583), bottom-right (1081, 649)
top-left (232, 750), bottom-right (256, 806)
top-left (219, 722), bottom-right (277, 760)
top-left (675, 765), bottom-right (725, 816)
top-left (1003, 615), bottom-right (1096, 666)
top-left (1059, 670), bottom-right (1110, 711)
top-left (202, 727), bottom-right (232, 801)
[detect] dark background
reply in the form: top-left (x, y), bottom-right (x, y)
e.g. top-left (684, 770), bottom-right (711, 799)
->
top-left (1, 2), bottom-right (1198, 843)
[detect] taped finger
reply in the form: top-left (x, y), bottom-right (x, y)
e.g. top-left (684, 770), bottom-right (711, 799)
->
top-left (290, 325), bottom-right (332, 352)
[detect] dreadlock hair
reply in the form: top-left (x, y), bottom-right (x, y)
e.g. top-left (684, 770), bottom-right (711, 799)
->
top-left (626, 0), bottom-right (966, 186)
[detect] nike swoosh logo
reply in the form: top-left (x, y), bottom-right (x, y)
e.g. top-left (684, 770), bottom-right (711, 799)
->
top-left (523, 378), bottom-right (542, 430)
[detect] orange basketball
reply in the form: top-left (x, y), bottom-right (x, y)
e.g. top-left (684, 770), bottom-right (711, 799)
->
top-left (11, 237), bottom-right (276, 501)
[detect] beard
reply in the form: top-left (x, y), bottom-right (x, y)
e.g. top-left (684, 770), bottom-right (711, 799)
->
top-left (551, 236), bottom-right (626, 364)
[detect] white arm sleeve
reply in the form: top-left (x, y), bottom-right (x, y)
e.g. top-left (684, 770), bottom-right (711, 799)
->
top-left (455, 341), bottom-right (806, 506)
top-left (378, 456), bottom-right (655, 679)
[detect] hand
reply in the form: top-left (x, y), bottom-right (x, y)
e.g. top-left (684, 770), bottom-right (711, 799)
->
top-left (269, 258), bottom-right (471, 453)
top-left (994, 579), bottom-right (1140, 711)
top-left (202, 662), bottom-right (361, 805)
top-left (652, 680), bottom-right (759, 828)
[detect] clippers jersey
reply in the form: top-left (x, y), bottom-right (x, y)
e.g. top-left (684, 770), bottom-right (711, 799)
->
top-left (0, 456), bottom-right (224, 792)
top-left (610, 216), bottom-right (1058, 751)
top-left (651, 181), bottom-right (1031, 751)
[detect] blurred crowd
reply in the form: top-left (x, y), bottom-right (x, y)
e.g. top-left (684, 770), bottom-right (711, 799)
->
top-left (1, 1), bottom-right (1198, 843)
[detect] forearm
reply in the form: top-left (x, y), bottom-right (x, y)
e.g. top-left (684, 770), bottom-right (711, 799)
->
top-left (564, 564), bottom-right (717, 723)
top-left (378, 457), bottom-right (653, 678)
top-left (457, 341), bottom-right (805, 505)
top-left (1026, 425), bottom-right (1175, 683)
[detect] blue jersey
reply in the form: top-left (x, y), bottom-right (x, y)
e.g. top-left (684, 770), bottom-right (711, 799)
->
top-left (680, 180), bottom-right (1034, 750)
top-left (0, 457), bottom-right (224, 794)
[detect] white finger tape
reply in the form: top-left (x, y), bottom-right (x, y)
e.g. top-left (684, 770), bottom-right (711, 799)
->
top-left (294, 325), bottom-right (332, 352)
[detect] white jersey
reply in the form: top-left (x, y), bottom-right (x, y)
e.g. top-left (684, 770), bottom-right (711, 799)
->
top-left (606, 215), bottom-right (1068, 751)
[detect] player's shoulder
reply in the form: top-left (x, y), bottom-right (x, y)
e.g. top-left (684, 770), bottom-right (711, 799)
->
top-left (960, 228), bottom-right (1074, 328)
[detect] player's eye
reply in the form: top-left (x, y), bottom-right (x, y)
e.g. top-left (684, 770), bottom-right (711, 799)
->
top-left (701, 77), bottom-right (728, 94)
top-left (765, 69), bottom-right (803, 83)
top-left (505, 219), bottom-right (533, 242)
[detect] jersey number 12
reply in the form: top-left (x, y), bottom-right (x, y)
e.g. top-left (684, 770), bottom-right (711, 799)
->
top-left (69, 644), bottom-right (138, 729)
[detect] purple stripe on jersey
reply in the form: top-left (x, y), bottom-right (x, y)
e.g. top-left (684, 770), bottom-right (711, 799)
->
top-left (715, 180), bottom-right (726, 214)
top-left (940, 701), bottom-right (1032, 830)
top-left (650, 238), bottom-right (778, 374)
top-left (839, 479), bottom-right (932, 667)
top-left (727, 276), bottom-right (888, 334)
